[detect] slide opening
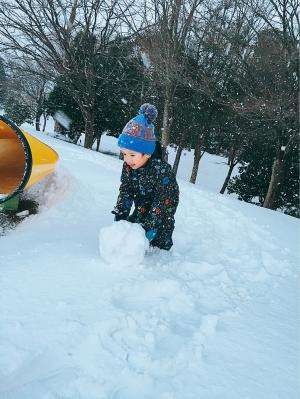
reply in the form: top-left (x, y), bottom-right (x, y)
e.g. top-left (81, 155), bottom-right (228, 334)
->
top-left (0, 116), bottom-right (32, 204)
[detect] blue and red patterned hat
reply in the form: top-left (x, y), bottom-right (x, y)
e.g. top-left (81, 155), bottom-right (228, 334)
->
top-left (118, 103), bottom-right (158, 154)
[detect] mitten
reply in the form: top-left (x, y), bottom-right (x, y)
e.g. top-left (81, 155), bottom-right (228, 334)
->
top-left (145, 228), bottom-right (158, 242)
top-left (112, 211), bottom-right (127, 222)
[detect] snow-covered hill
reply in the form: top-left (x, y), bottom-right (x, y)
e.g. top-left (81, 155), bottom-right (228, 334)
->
top-left (0, 126), bottom-right (299, 399)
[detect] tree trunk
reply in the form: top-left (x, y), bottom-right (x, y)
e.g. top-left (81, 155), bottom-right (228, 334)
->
top-left (263, 132), bottom-right (297, 209)
top-left (263, 158), bottom-right (284, 210)
top-left (35, 82), bottom-right (46, 131)
top-left (190, 137), bottom-right (203, 184)
top-left (173, 128), bottom-right (187, 176)
top-left (54, 120), bottom-right (62, 133)
top-left (220, 162), bottom-right (235, 194)
top-left (83, 109), bottom-right (95, 149)
top-left (96, 135), bottom-right (102, 152)
top-left (35, 115), bottom-right (40, 131)
top-left (173, 146), bottom-right (183, 176)
top-left (161, 81), bottom-right (173, 161)
top-left (42, 113), bottom-right (47, 131)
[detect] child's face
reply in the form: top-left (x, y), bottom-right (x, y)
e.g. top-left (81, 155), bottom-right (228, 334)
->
top-left (121, 148), bottom-right (151, 169)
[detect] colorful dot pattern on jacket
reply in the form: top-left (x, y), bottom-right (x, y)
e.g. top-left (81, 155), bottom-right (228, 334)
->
top-left (113, 158), bottom-right (179, 250)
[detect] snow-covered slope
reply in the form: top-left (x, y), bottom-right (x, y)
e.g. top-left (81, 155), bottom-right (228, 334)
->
top-left (0, 127), bottom-right (299, 399)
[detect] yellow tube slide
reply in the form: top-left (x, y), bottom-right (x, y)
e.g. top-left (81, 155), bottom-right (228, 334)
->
top-left (0, 115), bottom-right (59, 205)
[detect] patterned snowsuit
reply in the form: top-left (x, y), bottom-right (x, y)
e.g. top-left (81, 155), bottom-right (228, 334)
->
top-left (112, 158), bottom-right (179, 250)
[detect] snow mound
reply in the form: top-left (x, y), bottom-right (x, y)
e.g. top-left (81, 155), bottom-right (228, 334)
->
top-left (99, 221), bottom-right (149, 267)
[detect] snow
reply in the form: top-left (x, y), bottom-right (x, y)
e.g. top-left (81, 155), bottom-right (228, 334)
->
top-left (99, 221), bottom-right (149, 267)
top-left (16, 210), bottom-right (30, 217)
top-left (141, 52), bottom-right (151, 68)
top-left (225, 43), bottom-right (231, 55)
top-left (0, 122), bottom-right (299, 399)
top-left (53, 110), bottom-right (72, 130)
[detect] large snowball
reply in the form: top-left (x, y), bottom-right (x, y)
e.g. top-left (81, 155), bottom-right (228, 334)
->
top-left (99, 221), bottom-right (149, 267)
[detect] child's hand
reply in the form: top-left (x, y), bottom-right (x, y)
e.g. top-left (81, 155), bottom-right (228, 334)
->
top-left (113, 213), bottom-right (127, 222)
top-left (145, 228), bottom-right (158, 242)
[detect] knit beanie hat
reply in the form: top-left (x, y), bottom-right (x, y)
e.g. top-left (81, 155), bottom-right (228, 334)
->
top-left (118, 103), bottom-right (158, 154)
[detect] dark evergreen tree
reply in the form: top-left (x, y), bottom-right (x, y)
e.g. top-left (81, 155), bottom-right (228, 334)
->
top-left (47, 81), bottom-right (84, 143)
top-left (47, 38), bottom-right (147, 148)
top-left (227, 29), bottom-right (299, 217)
top-left (4, 96), bottom-right (33, 125)
top-left (227, 128), bottom-right (299, 217)
top-left (171, 91), bottom-right (211, 180)
top-left (0, 59), bottom-right (7, 106)
top-left (93, 37), bottom-right (146, 143)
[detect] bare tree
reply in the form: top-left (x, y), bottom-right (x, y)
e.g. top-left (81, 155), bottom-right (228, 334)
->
top-left (129, 0), bottom-right (204, 159)
top-left (0, 0), bottom-right (129, 148)
top-left (189, 138), bottom-right (206, 183)
top-left (182, 0), bottom-right (260, 184)
top-left (247, 0), bottom-right (299, 210)
top-left (172, 128), bottom-right (188, 175)
top-left (247, 0), bottom-right (299, 54)
top-left (4, 59), bottom-right (51, 130)
top-left (229, 0), bottom-right (299, 210)
top-left (263, 133), bottom-right (298, 209)
top-left (219, 126), bottom-right (245, 194)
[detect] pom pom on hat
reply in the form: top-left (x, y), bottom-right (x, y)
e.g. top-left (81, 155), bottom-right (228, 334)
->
top-left (139, 103), bottom-right (158, 123)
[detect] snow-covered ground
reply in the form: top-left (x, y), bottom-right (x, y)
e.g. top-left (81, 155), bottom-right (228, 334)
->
top-left (0, 123), bottom-right (299, 399)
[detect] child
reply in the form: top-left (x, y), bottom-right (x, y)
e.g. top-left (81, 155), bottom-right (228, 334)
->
top-left (112, 104), bottom-right (179, 251)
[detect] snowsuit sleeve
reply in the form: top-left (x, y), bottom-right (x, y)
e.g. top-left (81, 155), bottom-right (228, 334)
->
top-left (112, 163), bottom-right (133, 220)
top-left (141, 160), bottom-right (179, 232)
